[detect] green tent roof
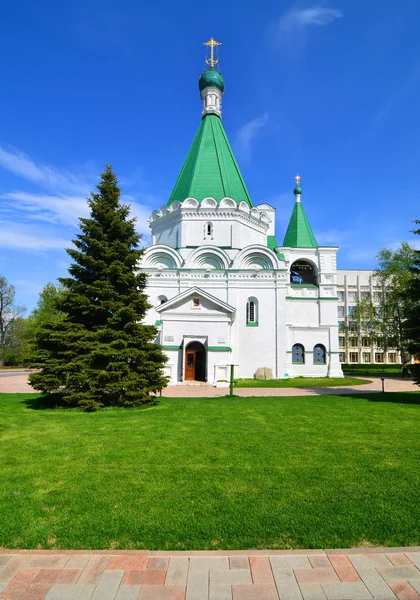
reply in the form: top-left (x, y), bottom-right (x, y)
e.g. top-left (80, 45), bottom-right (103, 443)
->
top-left (167, 114), bottom-right (253, 207)
top-left (283, 201), bottom-right (318, 248)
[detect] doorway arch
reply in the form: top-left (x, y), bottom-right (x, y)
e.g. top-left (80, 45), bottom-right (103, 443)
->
top-left (184, 341), bottom-right (206, 382)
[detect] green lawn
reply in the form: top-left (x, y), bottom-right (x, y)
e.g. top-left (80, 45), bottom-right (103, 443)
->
top-left (1, 392), bottom-right (419, 550)
top-left (234, 377), bottom-right (370, 388)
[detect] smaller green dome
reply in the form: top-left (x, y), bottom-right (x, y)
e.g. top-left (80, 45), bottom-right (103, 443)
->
top-left (294, 185), bottom-right (302, 196)
top-left (199, 69), bottom-right (225, 93)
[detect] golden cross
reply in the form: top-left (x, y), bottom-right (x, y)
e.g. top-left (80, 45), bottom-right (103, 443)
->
top-left (203, 37), bottom-right (222, 70)
top-left (294, 174), bottom-right (301, 186)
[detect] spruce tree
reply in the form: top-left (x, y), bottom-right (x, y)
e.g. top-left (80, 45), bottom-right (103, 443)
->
top-left (29, 165), bottom-right (168, 410)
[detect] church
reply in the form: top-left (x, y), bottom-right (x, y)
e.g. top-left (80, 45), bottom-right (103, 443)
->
top-left (139, 39), bottom-right (343, 385)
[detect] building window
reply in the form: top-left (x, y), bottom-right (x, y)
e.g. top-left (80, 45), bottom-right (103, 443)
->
top-left (348, 291), bottom-right (357, 303)
top-left (363, 352), bottom-right (371, 363)
top-left (362, 337), bottom-right (370, 347)
top-left (292, 343), bottom-right (305, 364)
top-left (205, 222), bottom-right (213, 238)
top-left (313, 344), bottom-right (326, 364)
top-left (361, 291), bottom-right (370, 301)
top-left (338, 291), bottom-right (344, 302)
top-left (290, 260), bottom-right (317, 285)
top-left (246, 297), bottom-right (258, 326)
top-left (192, 298), bottom-right (200, 308)
top-left (350, 352), bottom-right (359, 363)
top-left (348, 306), bottom-right (355, 317)
top-left (373, 292), bottom-right (382, 304)
top-left (339, 352), bottom-right (345, 363)
top-left (388, 353), bottom-right (396, 364)
top-left (158, 295), bottom-right (168, 304)
top-left (349, 337), bottom-right (358, 348)
top-left (375, 352), bottom-right (384, 363)
top-left (337, 306), bottom-right (345, 317)
top-left (339, 337), bottom-right (345, 349)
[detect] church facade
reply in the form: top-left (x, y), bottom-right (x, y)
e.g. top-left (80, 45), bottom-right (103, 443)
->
top-left (139, 44), bottom-right (343, 385)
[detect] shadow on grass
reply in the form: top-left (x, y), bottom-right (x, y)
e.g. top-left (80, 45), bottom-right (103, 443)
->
top-left (22, 394), bottom-right (160, 411)
top-left (320, 391), bottom-right (420, 405)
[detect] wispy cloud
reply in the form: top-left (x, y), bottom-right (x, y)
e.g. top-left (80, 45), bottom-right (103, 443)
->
top-left (0, 221), bottom-right (69, 250)
top-left (270, 4), bottom-right (343, 51)
top-left (235, 113), bottom-right (269, 159)
top-left (0, 146), bottom-right (156, 249)
top-left (373, 66), bottom-right (420, 128)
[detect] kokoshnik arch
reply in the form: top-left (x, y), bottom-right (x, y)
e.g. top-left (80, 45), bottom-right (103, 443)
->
top-left (139, 38), bottom-right (344, 385)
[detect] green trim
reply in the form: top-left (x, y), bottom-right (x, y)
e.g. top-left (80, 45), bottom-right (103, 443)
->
top-left (207, 346), bottom-right (232, 352)
top-left (168, 114), bottom-right (253, 207)
top-left (155, 320), bottom-right (162, 326)
top-left (275, 251), bottom-right (285, 260)
top-left (162, 345), bottom-right (181, 350)
top-left (267, 235), bottom-right (279, 250)
top-left (246, 322), bottom-right (259, 327)
top-left (292, 362), bottom-right (305, 365)
top-left (291, 284), bottom-right (318, 288)
top-left (283, 201), bottom-right (318, 248)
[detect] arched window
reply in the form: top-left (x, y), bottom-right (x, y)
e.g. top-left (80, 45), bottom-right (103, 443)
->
top-left (292, 343), bottom-right (305, 364)
top-left (290, 260), bottom-right (317, 285)
top-left (313, 344), bottom-right (326, 364)
top-left (158, 295), bottom-right (168, 305)
top-left (246, 297), bottom-right (258, 326)
top-left (205, 222), bottom-right (213, 239)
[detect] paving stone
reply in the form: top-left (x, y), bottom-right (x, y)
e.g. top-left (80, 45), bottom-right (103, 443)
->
top-left (28, 557), bottom-right (69, 569)
top-left (388, 555), bottom-right (415, 567)
top-left (140, 584), bottom-right (186, 599)
top-left (115, 585), bottom-right (141, 600)
top-left (388, 581), bottom-right (420, 600)
top-left (189, 558), bottom-right (229, 572)
top-left (0, 556), bottom-right (29, 583)
top-left (271, 568), bottom-right (302, 600)
top-left (232, 583), bottom-right (279, 599)
top-left (210, 570), bottom-right (252, 586)
top-left (329, 556), bottom-right (361, 583)
top-left (410, 581), bottom-right (420, 595)
top-left (0, 583), bottom-right (4, 593)
top-left (249, 557), bottom-right (275, 585)
top-left (21, 582), bottom-right (52, 600)
top-left (321, 582), bottom-right (372, 600)
top-left (122, 569), bottom-right (166, 585)
top-left (349, 555), bottom-right (393, 570)
top-left (33, 569), bottom-right (81, 585)
top-left (147, 558), bottom-right (169, 571)
top-left (91, 569), bottom-right (124, 600)
top-left (64, 557), bottom-right (90, 570)
top-left (355, 567), bottom-right (397, 600)
top-left (166, 558), bottom-right (189, 586)
top-left (407, 555), bottom-right (420, 570)
top-left (107, 556), bottom-right (147, 571)
top-left (44, 583), bottom-right (96, 599)
top-left (299, 583), bottom-right (327, 600)
top-left (378, 567), bottom-right (420, 581)
top-left (186, 569), bottom-right (209, 600)
top-left (0, 558), bottom-right (10, 570)
top-left (78, 557), bottom-right (110, 584)
top-left (0, 581), bottom-right (30, 597)
top-left (294, 568), bottom-right (339, 584)
top-left (310, 557), bottom-right (332, 569)
top-left (229, 558), bottom-right (249, 571)
top-left (209, 583), bottom-right (232, 600)
top-left (269, 556), bottom-right (312, 570)
top-left (8, 567), bottom-right (39, 587)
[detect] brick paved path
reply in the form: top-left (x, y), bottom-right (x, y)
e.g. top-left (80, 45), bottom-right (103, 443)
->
top-left (1, 549), bottom-right (420, 599)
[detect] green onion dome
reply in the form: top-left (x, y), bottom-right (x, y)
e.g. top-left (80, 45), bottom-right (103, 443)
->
top-left (198, 69), bottom-right (225, 93)
top-left (294, 185), bottom-right (302, 196)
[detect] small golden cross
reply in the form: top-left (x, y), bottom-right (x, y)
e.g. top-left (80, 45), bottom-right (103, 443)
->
top-left (203, 37), bottom-right (222, 70)
top-left (294, 174), bottom-right (301, 186)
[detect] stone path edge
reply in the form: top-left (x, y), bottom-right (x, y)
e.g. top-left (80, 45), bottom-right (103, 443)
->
top-left (1, 546), bottom-right (420, 556)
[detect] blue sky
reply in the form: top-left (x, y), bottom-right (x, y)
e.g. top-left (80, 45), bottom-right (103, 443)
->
top-left (1, 0), bottom-right (419, 311)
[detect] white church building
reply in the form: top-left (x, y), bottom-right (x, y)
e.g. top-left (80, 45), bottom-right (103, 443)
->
top-left (139, 41), bottom-right (344, 385)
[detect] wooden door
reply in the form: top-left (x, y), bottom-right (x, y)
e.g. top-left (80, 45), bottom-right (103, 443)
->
top-left (185, 350), bottom-right (196, 380)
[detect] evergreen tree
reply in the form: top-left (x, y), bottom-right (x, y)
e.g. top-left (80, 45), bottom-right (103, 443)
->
top-left (29, 166), bottom-right (168, 410)
top-left (406, 222), bottom-right (420, 384)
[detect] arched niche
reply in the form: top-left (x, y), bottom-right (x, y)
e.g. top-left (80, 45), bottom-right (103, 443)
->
top-left (290, 260), bottom-right (318, 285)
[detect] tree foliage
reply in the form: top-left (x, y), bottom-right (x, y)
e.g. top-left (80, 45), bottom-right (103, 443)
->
top-left (405, 222), bottom-right (420, 384)
top-left (343, 242), bottom-right (417, 362)
top-left (29, 165), bottom-right (168, 410)
top-left (0, 276), bottom-right (26, 367)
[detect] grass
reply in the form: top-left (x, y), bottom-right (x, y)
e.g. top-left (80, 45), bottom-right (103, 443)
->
top-left (0, 392), bottom-right (419, 550)
top-left (234, 377), bottom-right (370, 388)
